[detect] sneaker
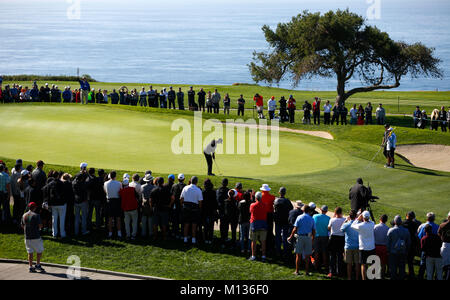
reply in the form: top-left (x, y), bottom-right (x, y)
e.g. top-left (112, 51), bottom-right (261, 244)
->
top-left (29, 267), bottom-right (36, 273)
top-left (35, 264), bottom-right (45, 272)
top-left (248, 256), bottom-right (256, 261)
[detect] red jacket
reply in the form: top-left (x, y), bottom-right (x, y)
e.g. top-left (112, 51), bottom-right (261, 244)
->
top-left (119, 187), bottom-right (138, 211)
top-left (313, 101), bottom-right (321, 112)
top-left (254, 95), bottom-right (263, 107)
top-left (288, 98), bottom-right (296, 110)
top-left (261, 191), bottom-right (276, 213)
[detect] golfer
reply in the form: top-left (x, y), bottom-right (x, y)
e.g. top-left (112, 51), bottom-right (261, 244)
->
top-left (382, 124), bottom-right (397, 168)
top-left (203, 138), bottom-right (223, 176)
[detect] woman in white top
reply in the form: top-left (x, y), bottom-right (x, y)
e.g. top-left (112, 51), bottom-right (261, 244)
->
top-left (327, 207), bottom-right (346, 277)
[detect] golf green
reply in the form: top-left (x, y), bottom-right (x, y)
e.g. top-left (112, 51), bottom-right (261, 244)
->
top-left (0, 104), bottom-right (339, 179)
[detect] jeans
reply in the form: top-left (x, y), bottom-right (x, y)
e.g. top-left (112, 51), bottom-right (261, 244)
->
top-left (170, 208), bottom-right (182, 237)
top-left (124, 209), bottom-right (138, 238)
top-left (240, 223), bottom-right (250, 251)
top-left (12, 194), bottom-right (25, 224)
top-left (389, 253), bottom-right (407, 280)
top-left (51, 204), bottom-right (67, 238)
top-left (426, 257), bottom-right (443, 280)
top-left (202, 216), bottom-right (215, 242)
top-left (88, 200), bottom-right (103, 229)
top-left (141, 215), bottom-right (153, 237)
top-left (0, 192), bottom-right (11, 224)
top-left (275, 223), bottom-right (290, 255)
top-left (329, 235), bottom-right (345, 275)
top-left (74, 201), bottom-right (89, 235)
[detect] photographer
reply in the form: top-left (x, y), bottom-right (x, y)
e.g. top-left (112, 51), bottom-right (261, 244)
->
top-left (349, 178), bottom-right (369, 213)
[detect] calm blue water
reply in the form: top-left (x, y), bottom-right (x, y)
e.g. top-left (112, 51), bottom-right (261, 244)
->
top-left (0, 0), bottom-right (449, 90)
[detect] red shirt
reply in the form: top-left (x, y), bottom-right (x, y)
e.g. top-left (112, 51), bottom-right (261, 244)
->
top-left (288, 98), bottom-right (296, 109)
top-left (261, 191), bottom-right (276, 213)
top-left (254, 95), bottom-right (263, 107)
top-left (119, 187), bottom-right (138, 211)
top-left (250, 201), bottom-right (268, 223)
top-left (313, 101), bottom-right (321, 112)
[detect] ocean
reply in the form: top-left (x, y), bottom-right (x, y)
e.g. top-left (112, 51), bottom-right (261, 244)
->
top-left (0, 0), bottom-right (449, 91)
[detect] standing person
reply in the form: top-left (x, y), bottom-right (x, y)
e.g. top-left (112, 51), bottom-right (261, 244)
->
top-left (417, 212), bottom-right (440, 279)
top-left (327, 207), bottom-right (346, 278)
top-left (61, 173), bottom-right (75, 237)
top-left (357, 105), bottom-right (365, 125)
top-left (387, 215), bottom-right (411, 280)
top-left (383, 125), bottom-right (397, 168)
top-left (201, 178), bottom-right (217, 244)
top-left (249, 192), bottom-right (268, 262)
top-left (439, 106), bottom-right (447, 132)
top-left (374, 214), bottom-right (390, 279)
top-left (16, 169), bottom-right (29, 227)
top-left (177, 87), bottom-right (185, 110)
top-left (167, 87), bottom-right (176, 109)
top-left (212, 89), bottom-right (221, 114)
top-left (365, 102), bottom-right (373, 125)
top-left (302, 101), bottom-right (312, 124)
top-left (95, 88), bottom-right (103, 104)
top-left (170, 174), bottom-right (186, 239)
top-left (273, 187), bottom-right (293, 259)
top-left (78, 77), bottom-right (90, 104)
top-left (139, 87), bottom-right (147, 107)
top-left (413, 106), bottom-right (422, 128)
top-left (331, 101), bottom-right (340, 125)
top-left (438, 212), bottom-right (450, 280)
top-left (150, 177), bottom-right (172, 241)
top-left (120, 178), bottom-right (139, 240)
top-left (430, 109), bottom-right (440, 131)
top-left (10, 161), bottom-right (24, 225)
top-left (341, 210), bottom-right (361, 280)
top-left (351, 211), bottom-right (376, 280)
top-left (62, 87), bottom-right (71, 103)
top-left (267, 96), bottom-right (277, 120)
top-left (287, 95), bottom-right (296, 123)
top-left (223, 93), bottom-right (231, 115)
top-left (197, 88), bottom-right (206, 112)
top-left (420, 224), bottom-right (443, 280)
top-left (0, 164), bottom-right (12, 224)
top-left (447, 106), bottom-right (450, 132)
top-left (180, 176), bottom-right (203, 245)
top-left (146, 86), bottom-right (156, 107)
top-left (44, 171), bottom-right (66, 238)
top-left (31, 160), bottom-right (47, 217)
top-left (340, 103), bottom-right (348, 125)
top-left (86, 169), bottom-right (106, 230)
top-left (104, 171), bottom-right (122, 239)
top-left (278, 96), bottom-right (287, 122)
top-left (312, 97), bottom-right (321, 125)
top-left (72, 163), bottom-right (89, 236)
top-left (203, 138), bottom-right (223, 176)
top-left (206, 91), bottom-right (213, 113)
top-left (21, 202), bottom-right (45, 273)
top-left (253, 93), bottom-right (264, 119)
top-left (140, 173), bottom-right (154, 238)
top-left (238, 191), bottom-right (252, 254)
top-left (30, 85), bottom-right (39, 102)
top-left (260, 184), bottom-right (276, 254)
top-left (110, 89), bottom-right (119, 104)
top-left (402, 211), bottom-right (422, 279)
top-left (237, 94), bottom-right (245, 117)
top-left (221, 189), bottom-right (239, 247)
top-left (350, 104), bottom-right (358, 125)
top-left (288, 201), bottom-right (304, 228)
top-left (376, 103), bottom-right (386, 125)
top-left (217, 178), bottom-right (230, 245)
top-left (323, 100), bottom-right (332, 125)
top-left (187, 86), bottom-right (195, 109)
top-left (349, 178), bottom-right (368, 213)
top-left (159, 89), bottom-right (166, 108)
top-left (288, 205), bottom-right (316, 275)
top-left (312, 205), bottom-right (330, 272)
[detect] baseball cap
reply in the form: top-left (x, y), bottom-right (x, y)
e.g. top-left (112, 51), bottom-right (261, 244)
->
top-left (308, 202), bottom-right (316, 209)
top-left (178, 173), bottom-right (185, 180)
top-left (80, 162), bottom-right (88, 169)
top-left (362, 211), bottom-right (371, 219)
top-left (295, 200), bottom-right (304, 208)
top-left (123, 173), bottom-right (130, 179)
top-left (21, 170), bottom-right (29, 176)
top-left (168, 174), bottom-right (175, 180)
top-left (28, 202), bottom-right (37, 208)
top-left (321, 205), bottom-right (328, 212)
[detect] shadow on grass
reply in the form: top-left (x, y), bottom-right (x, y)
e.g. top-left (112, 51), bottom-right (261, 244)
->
top-left (394, 162), bottom-right (448, 177)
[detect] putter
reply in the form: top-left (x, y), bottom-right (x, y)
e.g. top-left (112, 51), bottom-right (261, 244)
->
top-left (213, 158), bottom-right (222, 175)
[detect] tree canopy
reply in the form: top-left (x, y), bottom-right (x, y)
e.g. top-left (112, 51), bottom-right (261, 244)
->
top-left (249, 9), bottom-right (442, 103)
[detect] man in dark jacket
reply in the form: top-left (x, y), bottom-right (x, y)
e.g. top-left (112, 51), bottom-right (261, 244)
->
top-left (50, 86), bottom-right (61, 103)
top-left (216, 178), bottom-right (230, 245)
top-left (187, 86), bottom-right (196, 109)
top-left (168, 87), bottom-right (176, 109)
top-left (151, 177), bottom-right (172, 240)
top-left (402, 211), bottom-right (422, 279)
top-left (349, 178), bottom-right (368, 213)
top-left (72, 163), bottom-right (89, 235)
top-left (86, 168), bottom-right (105, 230)
top-left (170, 173), bottom-right (186, 239)
top-left (109, 89), bottom-right (119, 104)
top-left (43, 172), bottom-right (66, 238)
top-left (31, 160), bottom-right (47, 208)
top-left (273, 187), bottom-right (293, 258)
top-left (302, 101), bottom-right (312, 124)
top-left (197, 88), bottom-right (206, 112)
top-left (238, 191), bottom-right (252, 253)
top-left (177, 88), bottom-right (185, 110)
top-left (201, 178), bottom-right (217, 244)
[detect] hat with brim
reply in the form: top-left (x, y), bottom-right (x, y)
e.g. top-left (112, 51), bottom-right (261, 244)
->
top-left (260, 184), bottom-right (271, 191)
top-left (143, 174), bottom-right (154, 182)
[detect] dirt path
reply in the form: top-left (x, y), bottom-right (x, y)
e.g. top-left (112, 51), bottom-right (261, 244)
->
top-left (396, 144), bottom-right (450, 172)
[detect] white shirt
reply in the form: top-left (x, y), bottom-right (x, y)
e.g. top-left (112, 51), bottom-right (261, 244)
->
top-left (351, 220), bottom-right (375, 251)
top-left (386, 132), bottom-right (397, 150)
top-left (104, 179), bottom-right (122, 199)
top-left (129, 181), bottom-right (142, 199)
top-left (267, 99), bottom-right (276, 111)
top-left (329, 217), bottom-right (346, 236)
top-left (323, 104), bottom-right (332, 113)
top-left (180, 184), bottom-right (203, 204)
top-left (204, 140), bottom-right (219, 155)
top-left (350, 108), bottom-right (357, 118)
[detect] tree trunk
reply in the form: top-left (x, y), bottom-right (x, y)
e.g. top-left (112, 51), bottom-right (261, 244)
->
top-left (336, 76), bottom-right (346, 105)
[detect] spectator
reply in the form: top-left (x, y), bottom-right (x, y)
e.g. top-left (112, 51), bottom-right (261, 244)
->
top-left (197, 88), bottom-right (206, 112)
top-left (180, 176), bottom-right (203, 244)
top-left (421, 224), bottom-right (443, 280)
top-left (140, 173), bottom-right (154, 238)
top-left (260, 184), bottom-right (276, 253)
top-left (31, 160), bottom-right (47, 208)
top-left (323, 100), bottom-right (332, 125)
top-left (201, 178), bottom-right (217, 244)
top-left (288, 200), bottom-right (303, 227)
top-left (86, 168), bottom-right (106, 230)
top-left (72, 163), bottom-right (89, 236)
top-left (104, 171), bottom-right (123, 238)
top-left (139, 87), bottom-right (147, 107)
top-left (21, 202), bottom-right (45, 273)
top-left (120, 178), bottom-right (139, 240)
top-left (238, 190), bottom-right (252, 253)
top-left (339, 103), bottom-right (348, 125)
top-left (212, 89), bottom-right (221, 114)
top-left (287, 95), bottom-right (296, 124)
top-left (327, 207), bottom-right (346, 278)
top-left (10, 162), bottom-right (24, 225)
top-left (187, 86), bottom-right (195, 110)
top-left (418, 212), bottom-right (439, 239)
top-left (365, 102), bottom-right (373, 125)
top-left (237, 94), bottom-right (245, 117)
top-left (110, 89), bottom-right (119, 104)
top-left (267, 96), bottom-right (276, 120)
top-left (254, 93), bottom-right (264, 119)
top-left (402, 211), bottom-right (422, 279)
top-left (351, 211), bottom-right (375, 280)
top-left (129, 173), bottom-right (142, 201)
top-left (413, 106), bottom-right (422, 128)
top-left (374, 214), bottom-right (389, 279)
top-left (96, 88), bottom-right (103, 104)
top-left (16, 169), bottom-right (29, 227)
top-left (170, 173), bottom-right (186, 239)
top-left (331, 101), bottom-right (339, 125)
top-left (43, 171), bottom-right (66, 238)
top-left (61, 173), bottom-right (75, 236)
top-left (0, 164), bottom-right (12, 224)
top-left (62, 87), bottom-right (72, 103)
top-left (376, 103), bottom-right (386, 125)
top-left (278, 96), bottom-right (287, 122)
top-left (288, 205), bottom-right (315, 275)
top-left (439, 106), bottom-right (447, 132)
top-left (217, 178), bottom-right (230, 244)
top-left (312, 97), bottom-right (321, 124)
top-left (350, 104), bottom-right (357, 125)
top-left (223, 93), bottom-right (231, 115)
top-left (430, 109), bottom-right (439, 131)
top-left (177, 88), bottom-right (185, 110)
top-left (222, 189), bottom-right (239, 247)
top-left (249, 192), bottom-right (268, 262)
top-left (341, 209), bottom-right (360, 280)
top-left (273, 187), bottom-right (293, 258)
top-left (147, 86), bottom-right (157, 107)
top-left (438, 212), bottom-right (450, 280)
top-left (447, 106), bottom-right (450, 132)
top-left (151, 177), bottom-right (172, 241)
top-left (302, 100), bottom-right (312, 124)
top-left (206, 91), bottom-right (213, 113)
top-left (168, 86), bottom-right (176, 109)
top-left (312, 205), bottom-right (330, 272)
top-left (387, 215), bottom-right (411, 280)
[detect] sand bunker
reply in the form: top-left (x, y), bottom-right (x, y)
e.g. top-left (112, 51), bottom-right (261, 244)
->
top-left (396, 144), bottom-right (450, 172)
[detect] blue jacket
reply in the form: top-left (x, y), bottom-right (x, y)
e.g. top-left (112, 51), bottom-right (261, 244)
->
top-left (78, 80), bottom-right (90, 91)
top-left (62, 90), bottom-right (71, 101)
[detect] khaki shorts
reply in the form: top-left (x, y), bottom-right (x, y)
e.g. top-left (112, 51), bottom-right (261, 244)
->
top-left (344, 249), bottom-right (360, 264)
top-left (25, 238), bottom-right (44, 254)
top-left (251, 230), bottom-right (267, 242)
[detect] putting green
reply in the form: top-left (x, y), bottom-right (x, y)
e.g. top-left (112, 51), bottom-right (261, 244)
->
top-left (0, 105), bottom-right (339, 179)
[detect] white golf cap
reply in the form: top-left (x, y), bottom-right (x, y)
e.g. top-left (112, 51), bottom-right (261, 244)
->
top-left (80, 162), bottom-right (88, 169)
top-left (362, 211), bottom-right (371, 219)
top-left (178, 173), bottom-right (185, 180)
top-left (21, 170), bottom-right (29, 176)
top-left (260, 184), bottom-right (271, 191)
top-left (123, 173), bottom-right (130, 179)
top-left (308, 202), bottom-right (316, 209)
